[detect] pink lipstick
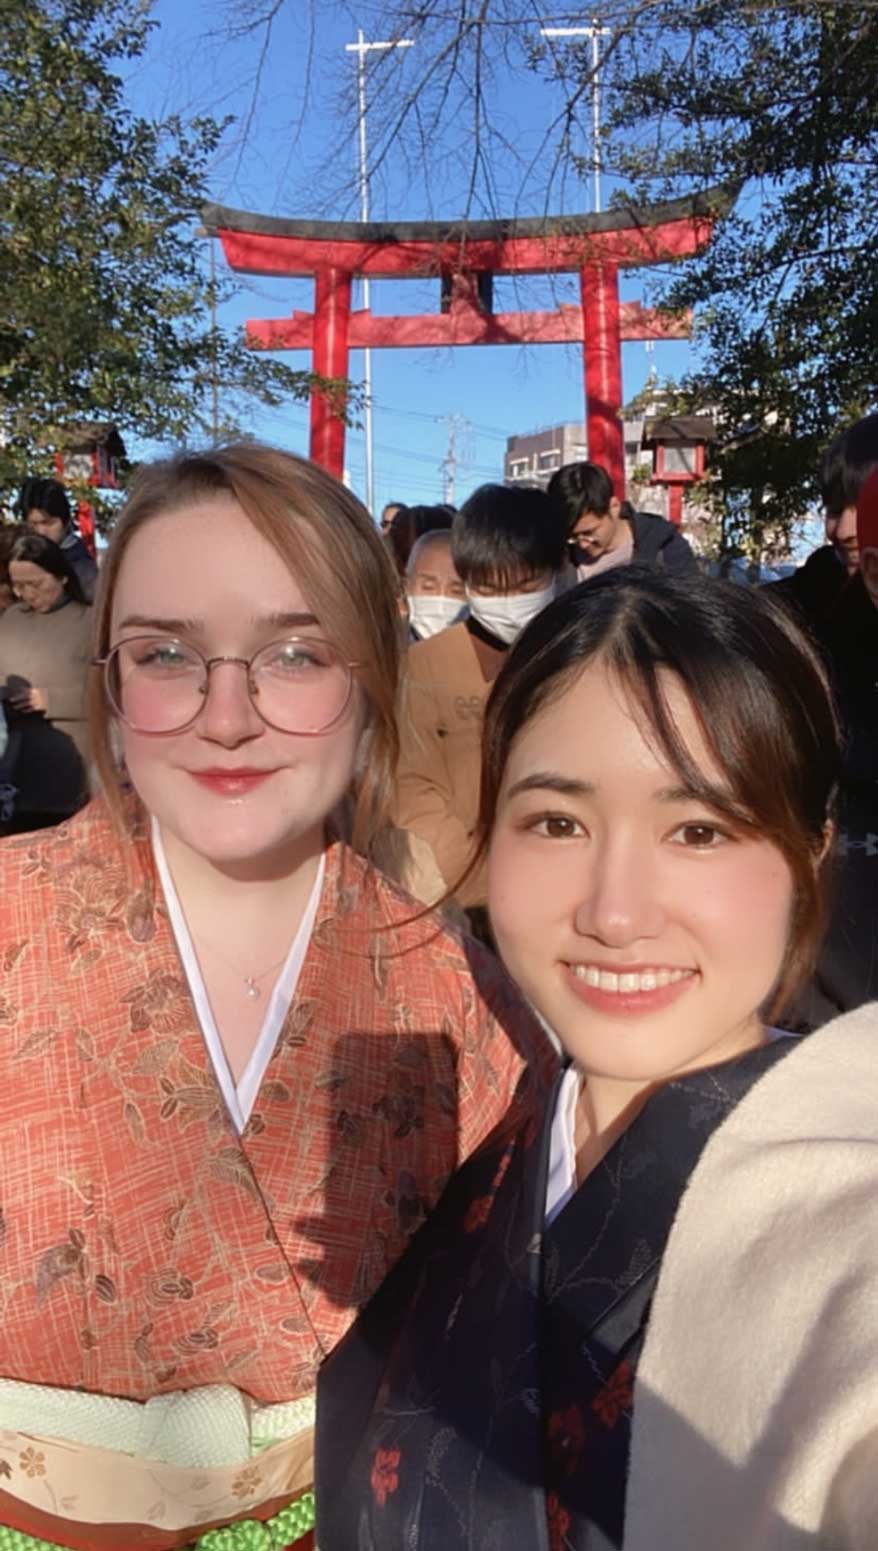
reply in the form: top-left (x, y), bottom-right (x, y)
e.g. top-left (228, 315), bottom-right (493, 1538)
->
top-left (563, 961), bottom-right (697, 1017)
top-left (188, 769), bottom-right (276, 797)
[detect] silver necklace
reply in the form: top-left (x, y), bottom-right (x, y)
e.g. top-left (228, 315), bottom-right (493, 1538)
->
top-left (194, 938), bottom-right (289, 1000)
top-left (242, 958), bottom-right (288, 1000)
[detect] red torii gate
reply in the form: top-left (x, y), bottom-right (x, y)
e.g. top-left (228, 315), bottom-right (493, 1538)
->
top-left (203, 187), bottom-right (733, 498)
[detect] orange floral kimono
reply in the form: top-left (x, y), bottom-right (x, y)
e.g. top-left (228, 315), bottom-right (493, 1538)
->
top-left (0, 799), bottom-right (554, 1551)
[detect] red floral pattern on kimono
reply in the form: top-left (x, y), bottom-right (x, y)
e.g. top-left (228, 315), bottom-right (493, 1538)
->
top-left (315, 1041), bottom-right (797, 1551)
top-left (0, 798), bottom-right (554, 1405)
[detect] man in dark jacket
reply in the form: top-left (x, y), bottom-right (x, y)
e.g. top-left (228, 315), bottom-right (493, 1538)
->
top-left (772, 428), bottom-right (878, 1031)
top-left (17, 477), bottom-right (97, 602)
top-left (763, 415), bottom-right (875, 637)
top-left (808, 472), bottom-right (878, 1020)
top-left (548, 459), bottom-right (697, 579)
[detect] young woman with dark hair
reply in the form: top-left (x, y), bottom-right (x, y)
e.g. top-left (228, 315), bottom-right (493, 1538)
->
top-left (0, 531), bottom-right (92, 830)
top-left (0, 444), bottom-right (552, 1551)
top-left (315, 565), bottom-right (866, 1551)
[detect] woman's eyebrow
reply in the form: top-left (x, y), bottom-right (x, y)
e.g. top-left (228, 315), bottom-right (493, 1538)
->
top-left (116, 611), bottom-right (320, 634)
top-left (117, 613), bottom-right (201, 633)
top-left (258, 611), bottom-right (320, 630)
top-left (505, 772), bottom-right (596, 801)
top-left (654, 783), bottom-right (722, 804)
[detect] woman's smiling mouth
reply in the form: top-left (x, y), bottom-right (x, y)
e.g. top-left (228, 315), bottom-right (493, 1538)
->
top-left (563, 961), bottom-right (698, 1015)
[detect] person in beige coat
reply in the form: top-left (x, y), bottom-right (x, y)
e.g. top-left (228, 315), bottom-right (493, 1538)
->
top-left (395, 482), bottom-right (565, 908)
top-left (625, 998), bottom-right (878, 1551)
top-left (0, 530), bottom-right (92, 830)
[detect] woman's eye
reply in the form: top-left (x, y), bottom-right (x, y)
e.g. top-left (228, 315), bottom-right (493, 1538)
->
top-left (135, 645), bottom-right (192, 671)
top-left (264, 642), bottom-right (328, 674)
top-left (528, 814), bottom-right (584, 840)
top-left (671, 822), bottom-right (726, 849)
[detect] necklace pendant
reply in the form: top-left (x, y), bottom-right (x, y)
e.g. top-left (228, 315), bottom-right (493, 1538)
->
top-left (244, 977), bottom-right (261, 1000)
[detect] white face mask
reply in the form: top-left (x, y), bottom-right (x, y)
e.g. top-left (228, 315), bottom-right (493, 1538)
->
top-left (407, 594), bottom-right (467, 640)
top-left (465, 583), bottom-right (555, 646)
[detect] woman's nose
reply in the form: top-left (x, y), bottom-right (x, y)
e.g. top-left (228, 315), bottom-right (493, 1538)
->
top-left (572, 836), bottom-right (665, 946)
top-left (195, 660), bottom-right (264, 747)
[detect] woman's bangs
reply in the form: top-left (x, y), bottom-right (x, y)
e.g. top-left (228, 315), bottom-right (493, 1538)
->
top-left (611, 655), bottom-right (761, 834)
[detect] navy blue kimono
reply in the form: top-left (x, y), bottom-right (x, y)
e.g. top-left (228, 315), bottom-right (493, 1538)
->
top-left (316, 1039), bottom-right (793, 1549)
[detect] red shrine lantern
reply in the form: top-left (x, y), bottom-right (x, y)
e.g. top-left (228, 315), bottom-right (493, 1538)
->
top-left (643, 414), bottom-right (715, 527)
top-left (54, 423), bottom-right (127, 557)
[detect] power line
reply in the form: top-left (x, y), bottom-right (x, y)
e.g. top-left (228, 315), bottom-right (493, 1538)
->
top-left (371, 399), bottom-right (512, 442)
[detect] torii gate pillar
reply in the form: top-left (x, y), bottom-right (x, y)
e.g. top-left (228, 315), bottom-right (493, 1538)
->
top-left (310, 268), bottom-right (352, 476)
top-left (581, 261), bottom-right (624, 488)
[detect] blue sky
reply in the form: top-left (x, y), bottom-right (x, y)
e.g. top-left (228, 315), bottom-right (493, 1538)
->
top-left (128, 3), bottom-right (702, 515)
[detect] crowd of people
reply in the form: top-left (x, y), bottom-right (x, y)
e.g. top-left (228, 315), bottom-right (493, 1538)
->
top-left (0, 425), bottom-right (874, 1551)
top-left (0, 480), bottom-right (96, 833)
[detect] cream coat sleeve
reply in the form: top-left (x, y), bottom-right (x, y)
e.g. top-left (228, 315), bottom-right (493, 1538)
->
top-left (624, 1003), bottom-right (878, 1551)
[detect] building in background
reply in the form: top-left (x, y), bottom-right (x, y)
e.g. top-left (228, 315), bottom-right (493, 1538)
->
top-left (504, 414), bottom-right (719, 552)
top-left (504, 419), bottom-right (656, 498)
top-left (504, 423), bottom-right (587, 487)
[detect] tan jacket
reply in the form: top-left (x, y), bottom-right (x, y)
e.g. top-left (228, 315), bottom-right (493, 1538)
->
top-left (625, 1003), bottom-right (878, 1550)
top-left (395, 623), bottom-right (497, 907)
top-left (0, 597), bottom-right (92, 813)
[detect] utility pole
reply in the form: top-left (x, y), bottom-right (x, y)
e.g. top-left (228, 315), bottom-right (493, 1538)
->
top-left (439, 414), bottom-right (472, 505)
top-left (345, 29), bottom-right (414, 514)
top-left (442, 416), bottom-right (457, 505)
top-left (540, 19), bottom-right (612, 213)
top-left (209, 238), bottom-right (219, 442)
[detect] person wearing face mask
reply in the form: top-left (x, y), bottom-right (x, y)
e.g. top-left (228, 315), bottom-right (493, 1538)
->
top-left (405, 530), bottom-right (467, 641)
top-left (394, 482), bottom-right (565, 909)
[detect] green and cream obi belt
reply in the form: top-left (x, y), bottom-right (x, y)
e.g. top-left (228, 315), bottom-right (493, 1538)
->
top-left (0, 1382), bottom-right (315, 1549)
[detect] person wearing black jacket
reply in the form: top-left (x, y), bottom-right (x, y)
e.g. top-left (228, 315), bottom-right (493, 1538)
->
top-left (766, 418), bottom-right (878, 1030)
top-left (17, 476), bottom-right (98, 602)
top-left (548, 459), bottom-right (697, 579)
top-left (763, 415), bottom-right (871, 638)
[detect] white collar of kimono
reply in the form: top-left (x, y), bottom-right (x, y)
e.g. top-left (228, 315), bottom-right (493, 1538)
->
top-left (151, 818), bottom-right (325, 1134)
top-left (545, 1027), bottom-right (794, 1228)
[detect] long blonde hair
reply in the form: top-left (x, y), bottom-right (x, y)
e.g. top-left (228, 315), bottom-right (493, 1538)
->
top-left (88, 443), bottom-right (402, 860)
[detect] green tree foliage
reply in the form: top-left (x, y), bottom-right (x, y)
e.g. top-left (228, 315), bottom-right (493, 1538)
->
top-left (600, 0), bottom-right (878, 546)
top-left (0, 0), bottom-right (319, 500)
top-left (239, 0), bottom-right (877, 549)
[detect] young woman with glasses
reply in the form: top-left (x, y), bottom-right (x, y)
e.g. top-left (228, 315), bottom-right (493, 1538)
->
top-left (0, 445), bottom-right (552, 1551)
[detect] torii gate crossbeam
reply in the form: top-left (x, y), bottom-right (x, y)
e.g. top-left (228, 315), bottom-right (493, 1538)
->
top-left (203, 188), bottom-right (734, 499)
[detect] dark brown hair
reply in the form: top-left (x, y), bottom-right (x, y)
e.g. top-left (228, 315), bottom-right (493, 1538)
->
top-left (386, 504), bottom-right (454, 577)
top-left (0, 524), bottom-right (26, 598)
top-left (10, 530), bottom-right (89, 605)
top-left (473, 565), bottom-right (841, 1020)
